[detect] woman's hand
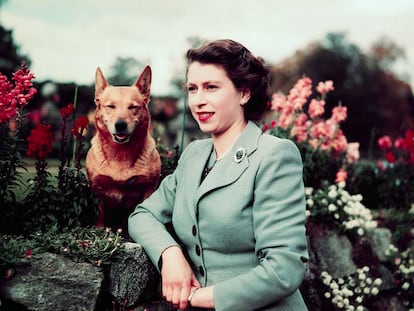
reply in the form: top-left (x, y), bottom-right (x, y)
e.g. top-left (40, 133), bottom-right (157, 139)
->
top-left (161, 246), bottom-right (201, 310)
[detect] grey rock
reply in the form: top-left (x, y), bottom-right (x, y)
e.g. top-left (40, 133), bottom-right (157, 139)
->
top-left (108, 242), bottom-right (157, 309)
top-left (365, 227), bottom-right (393, 262)
top-left (1, 252), bottom-right (103, 311)
top-left (310, 227), bottom-right (357, 278)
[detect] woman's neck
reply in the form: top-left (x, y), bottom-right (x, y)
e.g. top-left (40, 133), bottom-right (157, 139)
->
top-left (212, 120), bottom-right (247, 160)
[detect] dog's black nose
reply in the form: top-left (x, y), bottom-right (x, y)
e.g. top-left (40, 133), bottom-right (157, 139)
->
top-left (115, 120), bottom-right (128, 132)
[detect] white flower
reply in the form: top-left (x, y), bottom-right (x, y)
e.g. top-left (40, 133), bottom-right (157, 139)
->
top-left (328, 204), bottom-right (337, 212)
top-left (306, 199), bottom-right (314, 206)
top-left (371, 287), bottom-right (379, 295)
top-left (352, 194), bottom-right (363, 202)
top-left (328, 189), bottom-right (337, 198)
top-left (305, 187), bottom-right (313, 196)
top-left (330, 282), bottom-right (339, 290)
top-left (402, 282), bottom-right (410, 290)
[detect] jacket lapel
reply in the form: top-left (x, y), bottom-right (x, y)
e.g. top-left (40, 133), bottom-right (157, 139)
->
top-left (196, 121), bottom-right (262, 203)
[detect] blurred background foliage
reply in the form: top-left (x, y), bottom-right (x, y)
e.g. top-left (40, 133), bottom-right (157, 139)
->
top-left (0, 0), bottom-right (413, 158)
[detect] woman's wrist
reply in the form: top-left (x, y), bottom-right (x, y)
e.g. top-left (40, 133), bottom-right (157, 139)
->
top-left (187, 287), bottom-right (200, 306)
top-left (188, 286), bottom-right (215, 309)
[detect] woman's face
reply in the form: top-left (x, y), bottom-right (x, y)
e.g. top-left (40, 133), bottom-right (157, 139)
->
top-left (186, 61), bottom-right (249, 137)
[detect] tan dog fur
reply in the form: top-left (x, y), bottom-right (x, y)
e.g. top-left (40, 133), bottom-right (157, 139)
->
top-left (86, 66), bottom-right (161, 229)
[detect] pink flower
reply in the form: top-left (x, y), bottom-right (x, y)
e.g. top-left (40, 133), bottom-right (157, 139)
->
top-left (270, 120), bottom-right (277, 128)
top-left (378, 135), bottom-right (392, 150)
top-left (331, 106), bottom-right (347, 123)
top-left (335, 169), bottom-right (348, 183)
top-left (308, 99), bottom-right (325, 118)
top-left (394, 137), bottom-right (405, 149)
top-left (377, 161), bottom-right (386, 171)
top-left (287, 77), bottom-right (312, 111)
top-left (346, 142), bottom-right (360, 163)
top-left (294, 113), bottom-right (308, 126)
top-left (290, 125), bottom-right (308, 143)
top-left (278, 113), bottom-right (293, 129)
top-left (270, 93), bottom-right (286, 111)
top-left (331, 134), bottom-right (348, 154)
top-left (316, 80), bottom-right (334, 95)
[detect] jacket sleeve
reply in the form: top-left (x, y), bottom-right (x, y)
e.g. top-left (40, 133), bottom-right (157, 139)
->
top-left (128, 143), bottom-right (193, 269)
top-left (214, 138), bottom-right (308, 311)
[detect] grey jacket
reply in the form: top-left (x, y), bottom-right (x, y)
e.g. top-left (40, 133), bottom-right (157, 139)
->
top-left (129, 121), bottom-right (309, 310)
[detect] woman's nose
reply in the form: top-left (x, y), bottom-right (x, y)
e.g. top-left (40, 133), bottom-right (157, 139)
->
top-left (189, 91), bottom-right (207, 107)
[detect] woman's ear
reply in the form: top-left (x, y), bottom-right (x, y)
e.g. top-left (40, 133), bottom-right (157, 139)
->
top-left (240, 89), bottom-right (251, 105)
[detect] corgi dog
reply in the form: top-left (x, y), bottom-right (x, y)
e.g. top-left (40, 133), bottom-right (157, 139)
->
top-left (86, 66), bottom-right (161, 230)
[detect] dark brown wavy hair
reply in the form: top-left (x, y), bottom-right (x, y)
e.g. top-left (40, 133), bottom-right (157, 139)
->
top-left (186, 39), bottom-right (271, 121)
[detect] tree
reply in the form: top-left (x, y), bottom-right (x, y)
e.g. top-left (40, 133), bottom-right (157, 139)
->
top-left (107, 57), bottom-right (145, 86)
top-left (0, 24), bottom-right (31, 77)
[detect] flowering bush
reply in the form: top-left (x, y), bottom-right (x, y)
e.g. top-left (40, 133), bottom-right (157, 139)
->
top-left (320, 266), bottom-right (382, 310)
top-left (0, 65), bottom-right (98, 235)
top-left (392, 248), bottom-right (414, 308)
top-left (0, 63), bottom-right (37, 207)
top-left (305, 183), bottom-right (377, 236)
top-left (265, 78), bottom-right (359, 188)
top-left (378, 129), bottom-right (414, 165)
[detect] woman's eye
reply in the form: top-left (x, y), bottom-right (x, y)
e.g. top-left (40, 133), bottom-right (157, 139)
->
top-left (207, 85), bottom-right (217, 90)
top-left (187, 86), bottom-right (196, 92)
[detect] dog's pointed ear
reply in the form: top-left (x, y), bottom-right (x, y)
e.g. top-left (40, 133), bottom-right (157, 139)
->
top-left (134, 65), bottom-right (151, 104)
top-left (95, 67), bottom-right (108, 104)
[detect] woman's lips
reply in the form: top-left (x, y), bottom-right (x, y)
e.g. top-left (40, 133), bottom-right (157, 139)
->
top-left (197, 112), bottom-right (214, 122)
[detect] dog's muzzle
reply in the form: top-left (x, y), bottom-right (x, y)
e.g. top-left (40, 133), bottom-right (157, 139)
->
top-left (112, 120), bottom-right (131, 144)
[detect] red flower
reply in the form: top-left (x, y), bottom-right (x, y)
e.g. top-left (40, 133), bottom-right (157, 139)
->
top-left (26, 123), bottom-right (55, 159)
top-left (25, 249), bottom-right (32, 259)
top-left (60, 103), bottom-right (75, 118)
top-left (385, 151), bottom-right (396, 163)
top-left (0, 64), bottom-right (37, 123)
top-left (71, 116), bottom-right (89, 138)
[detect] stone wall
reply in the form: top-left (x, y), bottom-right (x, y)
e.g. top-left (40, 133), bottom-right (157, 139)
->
top-left (1, 226), bottom-right (412, 311)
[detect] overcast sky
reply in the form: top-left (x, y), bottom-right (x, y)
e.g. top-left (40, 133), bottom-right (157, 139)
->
top-left (1, 0), bottom-right (413, 95)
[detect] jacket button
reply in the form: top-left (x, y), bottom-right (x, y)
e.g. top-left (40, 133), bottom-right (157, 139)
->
top-left (199, 266), bottom-right (205, 276)
top-left (195, 245), bottom-right (201, 256)
top-left (192, 225), bottom-right (197, 236)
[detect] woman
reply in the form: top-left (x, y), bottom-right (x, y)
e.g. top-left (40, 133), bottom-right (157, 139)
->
top-left (128, 39), bottom-right (308, 310)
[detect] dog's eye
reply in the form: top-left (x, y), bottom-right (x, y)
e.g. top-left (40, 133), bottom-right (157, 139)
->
top-left (128, 106), bottom-right (139, 110)
top-left (105, 104), bottom-right (115, 109)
